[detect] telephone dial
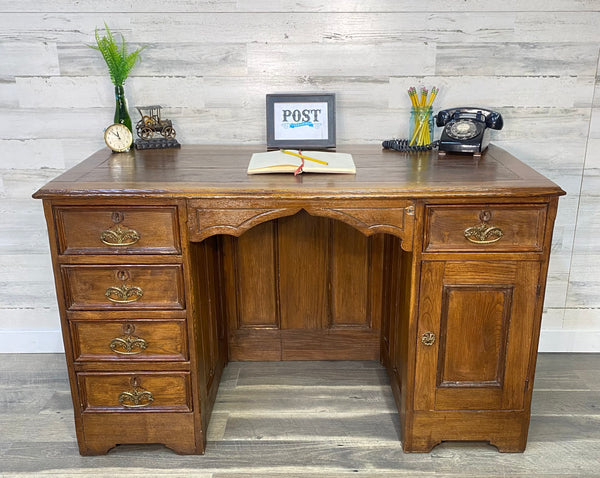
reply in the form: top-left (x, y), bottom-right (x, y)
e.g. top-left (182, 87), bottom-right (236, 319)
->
top-left (436, 107), bottom-right (503, 154)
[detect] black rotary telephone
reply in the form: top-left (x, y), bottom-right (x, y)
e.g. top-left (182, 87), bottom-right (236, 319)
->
top-left (436, 107), bottom-right (503, 154)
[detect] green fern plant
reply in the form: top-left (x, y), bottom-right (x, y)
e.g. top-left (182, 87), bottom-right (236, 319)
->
top-left (89, 23), bottom-right (145, 86)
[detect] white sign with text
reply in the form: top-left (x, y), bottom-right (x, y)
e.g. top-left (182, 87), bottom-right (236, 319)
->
top-left (273, 102), bottom-right (329, 141)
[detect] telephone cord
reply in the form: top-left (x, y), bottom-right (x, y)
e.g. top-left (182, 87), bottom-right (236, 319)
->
top-left (382, 139), bottom-right (439, 153)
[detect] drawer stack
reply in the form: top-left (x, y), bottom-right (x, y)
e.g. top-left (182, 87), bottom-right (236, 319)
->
top-left (48, 203), bottom-right (198, 455)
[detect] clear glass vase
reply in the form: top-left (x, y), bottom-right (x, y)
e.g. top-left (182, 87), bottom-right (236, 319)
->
top-left (409, 106), bottom-right (434, 146)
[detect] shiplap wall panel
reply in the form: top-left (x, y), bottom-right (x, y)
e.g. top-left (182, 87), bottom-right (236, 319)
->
top-left (390, 78), bottom-right (591, 108)
top-left (0, 41), bottom-right (60, 76)
top-left (9, 12), bottom-right (600, 45)
top-left (2, 1), bottom-right (599, 13)
top-left (0, 199), bottom-right (53, 254)
top-left (0, 1), bottom-right (599, 352)
top-left (58, 43), bottom-right (249, 77)
top-left (436, 43), bottom-right (599, 76)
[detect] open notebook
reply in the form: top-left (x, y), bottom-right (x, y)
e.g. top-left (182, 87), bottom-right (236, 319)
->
top-left (247, 149), bottom-right (356, 175)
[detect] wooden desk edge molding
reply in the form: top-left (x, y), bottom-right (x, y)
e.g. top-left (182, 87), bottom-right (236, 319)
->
top-left (33, 144), bottom-right (565, 455)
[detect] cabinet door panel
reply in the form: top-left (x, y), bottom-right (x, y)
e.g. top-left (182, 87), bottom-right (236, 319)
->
top-left (438, 285), bottom-right (512, 386)
top-left (415, 261), bottom-right (540, 411)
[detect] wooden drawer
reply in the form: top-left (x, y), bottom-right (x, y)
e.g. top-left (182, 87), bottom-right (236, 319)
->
top-left (70, 320), bottom-right (187, 362)
top-left (54, 206), bottom-right (181, 255)
top-left (61, 264), bottom-right (185, 310)
top-left (424, 204), bottom-right (547, 253)
top-left (78, 372), bottom-right (192, 412)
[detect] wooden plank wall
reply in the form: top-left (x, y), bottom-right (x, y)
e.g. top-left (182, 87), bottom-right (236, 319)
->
top-left (0, 1), bottom-right (599, 352)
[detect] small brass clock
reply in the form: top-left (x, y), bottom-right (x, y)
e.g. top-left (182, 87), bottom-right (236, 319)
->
top-left (104, 123), bottom-right (133, 152)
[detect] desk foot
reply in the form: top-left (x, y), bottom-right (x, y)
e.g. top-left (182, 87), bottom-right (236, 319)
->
top-left (489, 437), bottom-right (527, 453)
top-left (402, 438), bottom-right (442, 453)
top-left (404, 410), bottom-right (529, 453)
top-left (79, 442), bottom-right (202, 456)
top-left (80, 412), bottom-right (203, 455)
top-left (78, 442), bottom-right (116, 456)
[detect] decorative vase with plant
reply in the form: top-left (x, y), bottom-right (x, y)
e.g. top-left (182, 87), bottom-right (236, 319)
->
top-left (89, 23), bottom-right (145, 141)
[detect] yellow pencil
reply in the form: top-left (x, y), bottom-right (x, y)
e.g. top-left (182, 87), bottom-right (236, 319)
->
top-left (408, 87), bottom-right (418, 107)
top-left (420, 87), bottom-right (427, 107)
top-left (281, 149), bottom-right (328, 165)
top-left (427, 86), bottom-right (439, 107)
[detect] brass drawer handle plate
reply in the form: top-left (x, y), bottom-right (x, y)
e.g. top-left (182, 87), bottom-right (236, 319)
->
top-left (421, 332), bottom-right (436, 346)
top-left (464, 224), bottom-right (504, 244)
top-left (105, 284), bottom-right (143, 303)
top-left (109, 323), bottom-right (147, 354)
top-left (464, 209), bottom-right (504, 244)
top-left (110, 336), bottom-right (147, 355)
top-left (100, 224), bottom-right (140, 246)
top-left (118, 377), bottom-right (154, 408)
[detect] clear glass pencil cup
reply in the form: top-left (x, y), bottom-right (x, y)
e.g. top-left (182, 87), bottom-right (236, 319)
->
top-left (409, 106), bottom-right (434, 146)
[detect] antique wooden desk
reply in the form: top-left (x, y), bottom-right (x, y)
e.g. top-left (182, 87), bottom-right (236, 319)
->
top-left (34, 144), bottom-right (564, 455)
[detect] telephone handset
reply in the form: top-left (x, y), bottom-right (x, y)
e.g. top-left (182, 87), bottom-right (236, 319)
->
top-left (436, 107), bottom-right (503, 154)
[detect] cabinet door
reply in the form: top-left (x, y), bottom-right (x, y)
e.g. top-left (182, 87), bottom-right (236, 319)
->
top-left (414, 261), bottom-right (540, 411)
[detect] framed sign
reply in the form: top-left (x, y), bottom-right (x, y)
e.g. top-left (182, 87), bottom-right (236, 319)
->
top-left (266, 93), bottom-right (336, 149)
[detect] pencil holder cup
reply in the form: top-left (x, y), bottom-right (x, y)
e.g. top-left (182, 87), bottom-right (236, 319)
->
top-left (409, 106), bottom-right (434, 146)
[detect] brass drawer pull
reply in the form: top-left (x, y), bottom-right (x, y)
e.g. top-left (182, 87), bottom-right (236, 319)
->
top-left (118, 377), bottom-right (154, 408)
top-left (464, 209), bottom-right (504, 244)
top-left (100, 224), bottom-right (141, 246)
top-left (105, 284), bottom-right (143, 303)
top-left (109, 323), bottom-right (147, 354)
top-left (110, 336), bottom-right (147, 355)
top-left (421, 332), bottom-right (436, 346)
top-left (464, 224), bottom-right (504, 244)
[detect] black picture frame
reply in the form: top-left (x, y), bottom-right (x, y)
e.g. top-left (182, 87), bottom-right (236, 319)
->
top-left (266, 93), bottom-right (336, 149)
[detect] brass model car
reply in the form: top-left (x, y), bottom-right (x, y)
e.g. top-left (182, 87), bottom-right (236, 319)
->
top-left (135, 105), bottom-right (176, 140)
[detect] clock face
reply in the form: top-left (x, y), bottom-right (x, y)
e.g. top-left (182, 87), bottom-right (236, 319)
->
top-left (446, 119), bottom-right (481, 141)
top-left (104, 123), bottom-right (133, 152)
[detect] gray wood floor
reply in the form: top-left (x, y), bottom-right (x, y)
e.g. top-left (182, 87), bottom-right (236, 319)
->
top-left (1, 354), bottom-right (600, 477)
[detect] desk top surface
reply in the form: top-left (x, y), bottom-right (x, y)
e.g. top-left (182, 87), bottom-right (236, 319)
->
top-left (33, 144), bottom-right (565, 200)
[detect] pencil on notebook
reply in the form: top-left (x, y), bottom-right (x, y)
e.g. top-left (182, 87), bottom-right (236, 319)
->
top-left (281, 149), bottom-right (328, 165)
